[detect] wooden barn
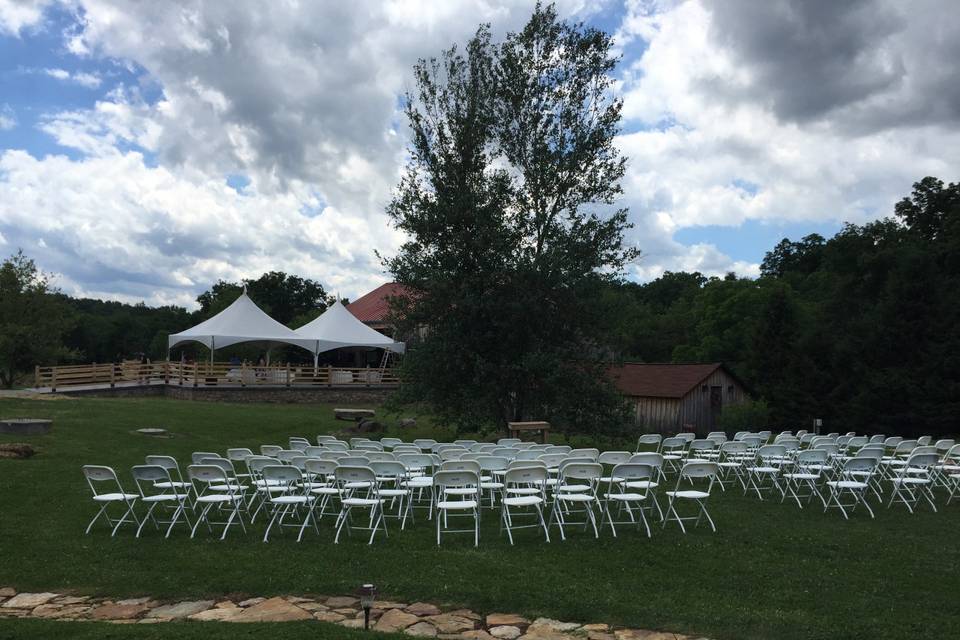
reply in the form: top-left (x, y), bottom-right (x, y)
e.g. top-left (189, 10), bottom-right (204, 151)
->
top-left (607, 362), bottom-right (750, 434)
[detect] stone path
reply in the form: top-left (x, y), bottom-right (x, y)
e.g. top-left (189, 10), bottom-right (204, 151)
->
top-left (0, 587), bottom-right (711, 639)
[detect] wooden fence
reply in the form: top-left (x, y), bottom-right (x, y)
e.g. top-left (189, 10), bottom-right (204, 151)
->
top-left (34, 361), bottom-right (400, 391)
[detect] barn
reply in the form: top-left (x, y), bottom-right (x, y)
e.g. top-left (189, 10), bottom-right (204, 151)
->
top-left (607, 362), bottom-right (750, 434)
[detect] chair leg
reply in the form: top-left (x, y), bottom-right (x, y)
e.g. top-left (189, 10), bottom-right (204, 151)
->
top-left (85, 503), bottom-right (110, 534)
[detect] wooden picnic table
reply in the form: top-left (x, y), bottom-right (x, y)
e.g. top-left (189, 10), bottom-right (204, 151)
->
top-left (507, 421), bottom-right (550, 443)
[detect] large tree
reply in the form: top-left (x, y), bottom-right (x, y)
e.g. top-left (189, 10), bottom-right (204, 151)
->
top-left (385, 4), bottom-right (638, 434)
top-left (0, 251), bottom-right (76, 387)
top-left (196, 271), bottom-right (332, 326)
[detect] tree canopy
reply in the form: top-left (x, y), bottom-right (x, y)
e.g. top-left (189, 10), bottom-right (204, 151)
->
top-left (385, 3), bottom-right (638, 434)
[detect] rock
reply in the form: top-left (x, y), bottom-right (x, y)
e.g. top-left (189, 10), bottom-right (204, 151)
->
top-left (46, 605), bottom-right (92, 620)
top-left (340, 618), bottom-right (366, 629)
top-left (426, 614), bottom-right (476, 634)
top-left (405, 621), bottom-right (440, 637)
top-left (189, 608), bottom-right (246, 622)
top-left (586, 633), bottom-right (616, 640)
top-left (358, 420), bottom-right (386, 433)
top-left (490, 626), bottom-right (523, 639)
top-left (0, 589), bottom-right (16, 598)
top-left (146, 600), bottom-right (215, 619)
top-left (215, 600), bottom-right (239, 609)
top-left (29, 604), bottom-right (62, 618)
top-left (449, 610), bottom-right (482, 621)
top-left (116, 597), bottom-right (154, 606)
top-left (377, 601), bottom-right (409, 610)
top-left (355, 608), bottom-right (385, 621)
top-left (335, 607), bottom-right (361, 615)
top-left (520, 632), bottom-right (579, 640)
top-left (314, 611), bottom-right (347, 623)
top-left (238, 597), bottom-right (265, 607)
top-left (406, 602), bottom-right (442, 616)
top-left (2, 592), bottom-right (59, 609)
top-left (286, 596), bottom-right (313, 604)
top-left (461, 632), bottom-right (496, 640)
top-left (0, 443), bottom-right (36, 459)
top-left (92, 601), bottom-right (155, 620)
top-left (326, 596), bottom-right (359, 608)
top-left (487, 614), bottom-right (530, 628)
top-left (299, 602), bottom-right (330, 612)
top-left (232, 597), bottom-right (312, 622)
top-left (136, 428), bottom-right (168, 437)
top-left (581, 625), bottom-right (609, 633)
top-left (54, 596), bottom-right (90, 605)
top-left (529, 619), bottom-right (581, 633)
top-left (374, 608), bottom-right (422, 632)
top-left (399, 418), bottom-right (417, 428)
top-left (614, 630), bottom-right (679, 640)
top-left (137, 618), bottom-right (167, 624)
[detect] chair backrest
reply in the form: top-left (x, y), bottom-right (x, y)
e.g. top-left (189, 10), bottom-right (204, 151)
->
top-left (145, 455), bottom-right (180, 472)
top-left (276, 449), bottom-right (302, 463)
top-left (380, 437), bottom-right (403, 449)
top-left (325, 441), bottom-right (350, 452)
top-left (370, 460), bottom-right (407, 479)
top-left (364, 451), bottom-right (396, 462)
top-left (917, 436), bottom-right (932, 446)
top-left (795, 449), bottom-right (828, 467)
top-left (836, 435), bottom-right (852, 447)
top-left (569, 448), bottom-right (600, 460)
top-left (82, 465), bottom-right (122, 496)
top-left (288, 456), bottom-right (309, 471)
top-left (661, 437), bottom-right (685, 452)
top-left (508, 459), bottom-right (545, 470)
top-left (934, 439), bottom-right (955, 453)
top-left (304, 458), bottom-right (338, 478)
top-left (559, 457), bottom-right (593, 472)
top-left (893, 440), bottom-right (918, 454)
top-left (537, 453), bottom-right (566, 468)
top-left (842, 457), bottom-right (877, 474)
top-left (903, 452), bottom-right (939, 472)
top-left (854, 447), bottom-right (883, 461)
top-left (470, 443), bottom-right (495, 453)
top-left (349, 437), bottom-right (372, 448)
top-left (247, 455), bottom-right (279, 474)
top-left (559, 462), bottom-right (602, 482)
top-left (742, 435), bottom-right (765, 449)
top-left (910, 446), bottom-right (937, 456)
top-left (289, 439), bottom-right (310, 452)
top-left (187, 463), bottom-right (228, 484)
top-left (412, 439), bottom-right (437, 451)
top-left (260, 445), bottom-right (283, 457)
top-left (354, 441), bottom-right (385, 452)
top-left (678, 461), bottom-right (718, 491)
top-left (706, 434), bottom-right (728, 446)
top-left (334, 465), bottom-right (377, 486)
top-left (304, 446), bottom-right (326, 457)
top-left (846, 436), bottom-right (868, 450)
top-left (503, 465), bottom-right (548, 487)
top-left (131, 464), bottom-right (178, 496)
top-left (316, 435), bottom-right (338, 444)
top-left (812, 442), bottom-right (839, 455)
top-left (397, 453), bottom-right (434, 471)
top-left (200, 457), bottom-right (236, 477)
top-left (756, 444), bottom-right (787, 461)
top-left (545, 445), bottom-right (572, 455)
top-left (262, 464), bottom-right (302, 486)
top-left (688, 439), bottom-right (715, 453)
top-left (338, 455), bottom-right (371, 466)
top-left (477, 456), bottom-right (509, 472)
top-left (433, 470), bottom-right (479, 489)
top-left (438, 449), bottom-right (466, 461)
top-left (628, 452), bottom-right (664, 471)
top-left (192, 451), bottom-right (219, 464)
top-left (636, 434), bottom-right (662, 451)
top-left (453, 439), bottom-right (477, 447)
top-left (497, 438), bottom-right (522, 446)
top-left (883, 436), bottom-right (903, 448)
top-left (676, 432), bottom-right (695, 444)
top-left (868, 434), bottom-right (885, 444)
top-left (598, 451), bottom-right (631, 465)
top-left (779, 439), bottom-right (800, 453)
top-left (317, 450), bottom-right (350, 461)
top-left (515, 450), bottom-right (542, 461)
top-left (609, 463), bottom-right (654, 485)
top-left (491, 447), bottom-right (520, 459)
top-left (226, 448), bottom-right (254, 462)
top-left (800, 433), bottom-right (816, 445)
top-left (440, 459), bottom-right (482, 474)
top-left (393, 445), bottom-right (422, 455)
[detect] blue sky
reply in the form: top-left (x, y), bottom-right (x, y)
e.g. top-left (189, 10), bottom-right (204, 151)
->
top-left (1, 0), bottom-right (956, 307)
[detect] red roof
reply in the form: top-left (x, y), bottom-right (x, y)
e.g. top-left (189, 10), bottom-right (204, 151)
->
top-left (346, 283), bottom-right (413, 324)
top-left (607, 362), bottom-right (726, 398)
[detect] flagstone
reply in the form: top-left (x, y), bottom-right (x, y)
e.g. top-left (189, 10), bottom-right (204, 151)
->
top-left (406, 603), bottom-right (442, 616)
top-left (374, 608), bottom-right (421, 632)
top-left (487, 613), bottom-right (530, 628)
top-left (146, 600), bottom-right (215, 619)
top-left (232, 597), bottom-right (312, 622)
top-left (326, 596), bottom-right (359, 608)
top-left (2, 592), bottom-right (60, 609)
top-left (405, 621), bottom-right (440, 637)
top-left (238, 597), bottom-right (266, 607)
top-left (189, 607), bottom-right (246, 622)
top-left (490, 626), bottom-right (523, 639)
top-left (314, 611), bottom-right (347, 623)
top-left (92, 602), bottom-right (153, 620)
top-left (426, 614), bottom-right (477, 634)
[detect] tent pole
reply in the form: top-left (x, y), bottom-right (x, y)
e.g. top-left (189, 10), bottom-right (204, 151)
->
top-left (266, 348), bottom-right (271, 366)
top-left (210, 337), bottom-right (215, 366)
top-left (314, 340), bottom-right (320, 374)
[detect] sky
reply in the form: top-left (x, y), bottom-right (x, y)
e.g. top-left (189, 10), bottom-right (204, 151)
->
top-left (0, 0), bottom-right (958, 309)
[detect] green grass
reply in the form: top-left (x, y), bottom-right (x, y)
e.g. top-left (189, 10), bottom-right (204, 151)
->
top-left (0, 619), bottom-right (398, 640)
top-left (0, 396), bottom-right (957, 640)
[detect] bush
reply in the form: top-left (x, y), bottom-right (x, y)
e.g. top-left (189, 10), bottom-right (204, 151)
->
top-left (718, 399), bottom-right (772, 434)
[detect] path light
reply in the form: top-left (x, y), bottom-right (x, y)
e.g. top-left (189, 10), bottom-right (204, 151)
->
top-left (358, 583), bottom-right (377, 630)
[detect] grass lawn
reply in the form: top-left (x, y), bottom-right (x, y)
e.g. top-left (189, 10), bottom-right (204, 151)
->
top-left (0, 396), bottom-right (956, 640)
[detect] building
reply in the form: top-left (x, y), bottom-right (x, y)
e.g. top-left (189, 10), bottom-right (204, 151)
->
top-left (607, 362), bottom-right (750, 434)
top-left (346, 282), bottom-right (412, 336)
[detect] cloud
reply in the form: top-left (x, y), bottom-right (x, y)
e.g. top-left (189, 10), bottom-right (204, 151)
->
top-left (0, 104), bottom-right (15, 130)
top-left (0, 0), bottom-right (50, 36)
top-left (44, 67), bottom-right (103, 88)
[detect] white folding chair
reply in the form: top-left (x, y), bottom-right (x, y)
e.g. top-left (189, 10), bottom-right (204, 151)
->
top-left (433, 470), bottom-right (481, 546)
top-left (887, 452), bottom-right (939, 513)
top-left (600, 463), bottom-right (653, 538)
top-left (715, 441), bottom-right (747, 491)
top-left (82, 465), bottom-right (140, 536)
top-left (187, 464), bottom-right (247, 539)
top-left (627, 452), bottom-right (665, 520)
top-left (370, 461), bottom-right (412, 529)
top-left (304, 458), bottom-right (341, 521)
top-left (744, 444), bottom-right (786, 500)
top-left (131, 464), bottom-right (192, 538)
top-left (825, 458), bottom-right (877, 519)
top-left (261, 465), bottom-right (317, 542)
top-left (660, 437), bottom-right (685, 472)
top-left (334, 466), bottom-right (387, 544)
top-left (548, 462), bottom-right (602, 540)
top-left (663, 461), bottom-right (719, 533)
top-left (780, 450), bottom-right (828, 509)
top-left (500, 465), bottom-right (550, 544)
top-left (259, 445), bottom-right (283, 457)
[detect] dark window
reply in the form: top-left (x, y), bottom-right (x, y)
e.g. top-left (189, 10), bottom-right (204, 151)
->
top-left (727, 385), bottom-right (735, 395)
top-left (701, 385), bottom-right (708, 392)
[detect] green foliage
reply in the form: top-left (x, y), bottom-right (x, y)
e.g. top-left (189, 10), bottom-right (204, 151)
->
top-left (196, 271), bottom-right (332, 326)
top-left (0, 251), bottom-right (77, 386)
top-left (718, 399), bottom-right (772, 433)
top-left (385, 3), bottom-right (637, 435)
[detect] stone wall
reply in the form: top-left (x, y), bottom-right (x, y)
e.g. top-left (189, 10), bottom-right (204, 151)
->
top-left (61, 384), bottom-right (395, 405)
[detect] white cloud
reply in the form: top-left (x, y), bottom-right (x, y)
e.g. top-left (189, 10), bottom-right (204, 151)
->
top-left (43, 67), bottom-right (103, 88)
top-left (0, 0), bottom-right (50, 36)
top-left (0, 104), bottom-right (15, 130)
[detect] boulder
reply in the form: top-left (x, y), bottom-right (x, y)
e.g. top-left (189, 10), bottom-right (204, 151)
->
top-left (0, 589), bottom-right (16, 598)
top-left (2, 593), bottom-right (59, 609)
top-left (92, 602), bottom-right (153, 620)
top-left (374, 608), bottom-right (421, 632)
top-left (529, 619), bottom-right (581, 633)
top-left (238, 597), bottom-right (266, 607)
top-left (232, 597), bottom-right (312, 622)
top-left (146, 600), bottom-right (215, 619)
top-left (490, 626), bottom-right (523, 640)
top-left (189, 608), bottom-right (246, 622)
top-left (358, 420), bottom-right (385, 433)
top-left (340, 618), bottom-right (366, 629)
top-left (0, 443), bottom-right (36, 459)
top-left (461, 632), bottom-right (496, 640)
top-left (399, 418), bottom-right (417, 428)
top-left (425, 614), bottom-right (477, 634)
top-left (54, 596), bottom-right (91, 605)
top-left (486, 614), bottom-right (530, 628)
top-left (405, 602), bottom-right (442, 616)
top-left (314, 611), bottom-right (347, 623)
top-left (405, 621), bottom-right (440, 637)
top-left (325, 596), bottom-right (359, 608)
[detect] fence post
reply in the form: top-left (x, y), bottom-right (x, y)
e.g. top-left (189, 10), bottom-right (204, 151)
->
top-left (285, 363), bottom-right (290, 387)
top-left (51, 367), bottom-right (57, 393)
top-left (163, 361), bottom-right (169, 385)
top-left (240, 361), bottom-right (246, 387)
top-left (109, 363), bottom-right (115, 388)
top-left (34, 365), bottom-right (39, 389)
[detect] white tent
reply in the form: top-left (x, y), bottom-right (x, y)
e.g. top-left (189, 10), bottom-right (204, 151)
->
top-left (168, 289), bottom-right (315, 360)
top-left (295, 300), bottom-right (405, 368)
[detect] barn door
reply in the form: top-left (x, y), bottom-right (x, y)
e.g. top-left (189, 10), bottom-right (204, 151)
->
top-left (709, 385), bottom-right (723, 429)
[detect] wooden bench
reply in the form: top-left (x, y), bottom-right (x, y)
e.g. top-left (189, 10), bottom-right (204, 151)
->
top-left (507, 421), bottom-right (550, 444)
top-left (334, 408), bottom-right (376, 422)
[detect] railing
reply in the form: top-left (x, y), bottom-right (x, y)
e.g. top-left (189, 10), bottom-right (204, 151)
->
top-left (34, 361), bottom-right (400, 391)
